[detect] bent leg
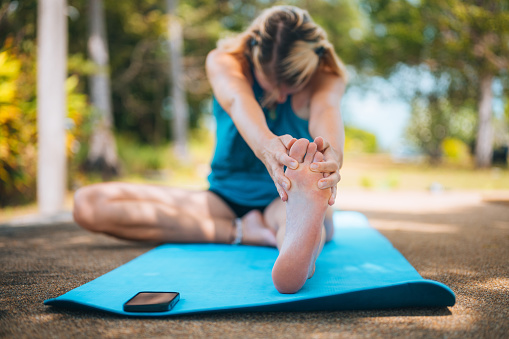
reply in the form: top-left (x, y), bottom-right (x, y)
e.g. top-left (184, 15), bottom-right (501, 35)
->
top-left (74, 182), bottom-right (237, 243)
top-left (270, 139), bottom-right (331, 294)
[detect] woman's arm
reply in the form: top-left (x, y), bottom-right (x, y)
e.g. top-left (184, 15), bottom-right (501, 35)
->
top-left (205, 49), bottom-right (298, 201)
top-left (308, 71), bottom-right (347, 206)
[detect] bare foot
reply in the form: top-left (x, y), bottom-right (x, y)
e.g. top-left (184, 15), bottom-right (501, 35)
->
top-left (272, 139), bottom-right (330, 293)
top-left (239, 210), bottom-right (277, 247)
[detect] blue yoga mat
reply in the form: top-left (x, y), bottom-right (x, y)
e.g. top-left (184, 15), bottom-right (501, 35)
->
top-left (44, 211), bottom-right (455, 316)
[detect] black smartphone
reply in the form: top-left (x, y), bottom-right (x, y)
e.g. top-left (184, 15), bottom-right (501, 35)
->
top-left (123, 292), bottom-right (180, 312)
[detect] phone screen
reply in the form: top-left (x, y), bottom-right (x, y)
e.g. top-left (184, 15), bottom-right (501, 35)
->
top-left (124, 292), bottom-right (180, 312)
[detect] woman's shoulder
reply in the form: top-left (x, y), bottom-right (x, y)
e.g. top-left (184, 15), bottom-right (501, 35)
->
top-left (206, 49), bottom-right (252, 83)
top-left (308, 69), bottom-right (346, 97)
top-left (206, 49), bottom-right (232, 65)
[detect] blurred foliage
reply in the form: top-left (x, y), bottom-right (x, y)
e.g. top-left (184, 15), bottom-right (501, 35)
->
top-left (0, 0), bottom-right (393, 150)
top-left (360, 0), bottom-right (509, 82)
top-left (50, 0), bottom-right (366, 145)
top-left (405, 93), bottom-right (452, 163)
top-left (116, 134), bottom-right (168, 174)
top-left (405, 87), bottom-right (482, 164)
top-left (360, 175), bottom-right (374, 189)
top-left (0, 40), bottom-right (91, 206)
top-left (1, 0), bottom-right (508, 208)
top-left (116, 126), bottom-right (214, 188)
top-left (360, 0), bottom-right (509, 163)
top-left (345, 126), bottom-right (378, 153)
top-left (1, 0), bottom-right (372, 206)
top-left (68, 0), bottom-right (246, 144)
top-left (0, 44), bottom-right (37, 206)
top-left (441, 137), bottom-right (471, 165)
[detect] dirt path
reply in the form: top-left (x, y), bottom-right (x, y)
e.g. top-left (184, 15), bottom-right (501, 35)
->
top-left (1, 190), bottom-right (508, 338)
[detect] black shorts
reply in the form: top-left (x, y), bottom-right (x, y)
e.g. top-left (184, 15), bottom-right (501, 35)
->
top-left (208, 189), bottom-right (269, 218)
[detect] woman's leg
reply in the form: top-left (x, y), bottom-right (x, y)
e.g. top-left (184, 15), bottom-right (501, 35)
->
top-left (73, 182), bottom-right (275, 245)
top-left (264, 200), bottom-right (334, 251)
top-left (263, 139), bottom-right (333, 293)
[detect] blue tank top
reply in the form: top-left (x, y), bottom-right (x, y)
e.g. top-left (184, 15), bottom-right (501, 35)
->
top-left (207, 69), bottom-right (313, 206)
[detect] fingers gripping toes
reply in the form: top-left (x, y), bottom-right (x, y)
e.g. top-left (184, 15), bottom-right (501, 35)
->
top-left (310, 160), bottom-right (339, 173)
top-left (314, 136), bottom-right (324, 151)
top-left (318, 171), bottom-right (340, 189)
top-left (276, 182), bottom-right (288, 201)
top-left (280, 134), bottom-right (297, 149)
top-left (280, 153), bottom-right (298, 170)
top-left (329, 186), bottom-right (337, 206)
top-left (274, 166), bottom-right (290, 191)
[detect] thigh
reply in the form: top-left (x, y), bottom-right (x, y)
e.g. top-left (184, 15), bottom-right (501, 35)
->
top-left (79, 182), bottom-right (236, 221)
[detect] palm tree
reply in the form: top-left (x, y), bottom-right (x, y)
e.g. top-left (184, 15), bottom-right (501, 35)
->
top-left (87, 0), bottom-right (119, 178)
top-left (167, 0), bottom-right (189, 159)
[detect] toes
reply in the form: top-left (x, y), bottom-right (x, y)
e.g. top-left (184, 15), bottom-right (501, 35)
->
top-left (304, 142), bottom-right (317, 164)
top-left (313, 150), bottom-right (324, 163)
top-left (289, 138), bottom-right (309, 163)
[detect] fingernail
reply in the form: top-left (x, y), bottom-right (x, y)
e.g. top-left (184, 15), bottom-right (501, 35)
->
top-left (290, 161), bottom-right (298, 169)
top-left (310, 164), bottom-right (318, 170)
top-left (282, 181), bottom-right (289, 190)
top-left (318, 181), bottom-right (326, 189)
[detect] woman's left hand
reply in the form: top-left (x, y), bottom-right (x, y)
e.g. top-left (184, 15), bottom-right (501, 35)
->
top-left (310, 136), bottom-right (342, 206)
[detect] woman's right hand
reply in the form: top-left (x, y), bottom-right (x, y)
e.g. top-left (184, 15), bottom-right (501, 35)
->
top-left (258, 134), bottom-right (299, 202)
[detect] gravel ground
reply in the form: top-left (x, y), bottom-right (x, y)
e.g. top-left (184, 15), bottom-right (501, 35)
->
top-left (1, 190), bottom-right (508, 338)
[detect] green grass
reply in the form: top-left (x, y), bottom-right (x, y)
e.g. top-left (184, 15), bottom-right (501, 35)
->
top-left (340, 153), bottom-right (509, 191)
top-left (116, 136), bottom-right (509, 192)
top-left (115, 129), bottom-right (215, 189)
top-left (3, 141), bottom-right (509, 223)
top-left (112, 135), bottom-right (509, 192)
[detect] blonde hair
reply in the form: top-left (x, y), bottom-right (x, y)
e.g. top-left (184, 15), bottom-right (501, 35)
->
top-left (217, 5), bottom-right (347, 106)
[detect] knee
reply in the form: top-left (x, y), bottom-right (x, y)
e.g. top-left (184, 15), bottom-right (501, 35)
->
top-left (73, 185), bottom-right (103, 233)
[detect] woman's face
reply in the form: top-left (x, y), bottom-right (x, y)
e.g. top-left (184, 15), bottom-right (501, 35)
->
top-left (254, 68), bottom-right (302, 104)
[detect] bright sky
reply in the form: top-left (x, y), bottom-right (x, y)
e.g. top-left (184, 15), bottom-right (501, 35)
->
top-left (341, 74), bottom-right (505, 152)
top-left (342, 85), bottom-right (411, 151)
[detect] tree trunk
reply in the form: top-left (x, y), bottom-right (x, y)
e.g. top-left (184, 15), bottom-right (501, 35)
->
top-left (37, 0), bottom-right (67, 215)
top-left (475, 74), bottom-right (494, 168)
top-left (167, 0), bottom-right (189, 159)
top-left (87, 0), bottom-right (119, 178)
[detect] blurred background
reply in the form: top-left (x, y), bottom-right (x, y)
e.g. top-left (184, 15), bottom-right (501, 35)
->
top-left (1, 0), bottom-right (508, 219)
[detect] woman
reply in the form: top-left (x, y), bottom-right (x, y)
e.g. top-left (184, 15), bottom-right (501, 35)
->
top-left (73, 6), bottom-right (347, 294)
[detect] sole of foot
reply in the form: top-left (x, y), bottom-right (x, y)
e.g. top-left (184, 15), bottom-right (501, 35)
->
top-left (272, 139), bottom-right (330, 293)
